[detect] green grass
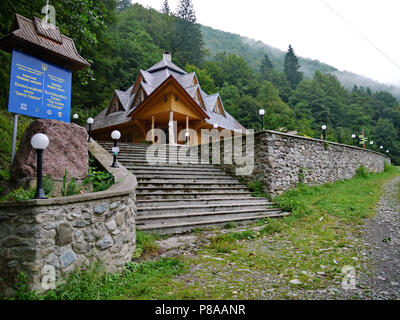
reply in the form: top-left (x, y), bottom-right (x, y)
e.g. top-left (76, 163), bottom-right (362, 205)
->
top-left (134, 231), bottom-right (161, 260)
top-left (41, 259), bottom-right (184, 300)
top-left (169, 167), bottom-right (400, 299)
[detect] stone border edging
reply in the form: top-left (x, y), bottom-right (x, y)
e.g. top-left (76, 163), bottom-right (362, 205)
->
top-left (0, 140), bottom-right (138, 208)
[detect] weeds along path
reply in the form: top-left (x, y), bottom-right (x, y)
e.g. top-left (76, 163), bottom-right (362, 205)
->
top-left (362, 175), bottom-right (400, 299)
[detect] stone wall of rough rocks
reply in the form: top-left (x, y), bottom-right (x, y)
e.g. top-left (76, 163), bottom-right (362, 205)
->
top-left (0, 193), bottom-right (136, 296)
top-left (0, 141), bottom-right (137, 297)
top-left (210, 131), bottom-right (391, 196)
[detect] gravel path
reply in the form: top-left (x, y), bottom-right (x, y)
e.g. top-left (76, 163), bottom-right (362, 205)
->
top-left (361, 175), bottom-right (400, 299)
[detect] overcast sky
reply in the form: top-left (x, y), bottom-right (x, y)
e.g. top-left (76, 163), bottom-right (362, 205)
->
top-left (132, 0), bottom-right (400, 87)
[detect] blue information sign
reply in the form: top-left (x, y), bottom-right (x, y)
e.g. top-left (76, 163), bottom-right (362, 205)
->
top-left (8, 50), bottom-right (72, 123)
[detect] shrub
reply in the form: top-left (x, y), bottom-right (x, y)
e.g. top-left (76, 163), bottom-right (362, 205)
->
top-left (260, 218), bottom-right (283, 235)
top-left (224, 222), bottom-right (236, 229)
top-left (356, 165), bottom-right (369, 178)
top-left (247, 180), bottom-right (269, 198)
top-left (67, 178), bottom-right (80, 196)
top-left (134, 231), bottom-right (160, 259)
top-left (12, 273), bottom-right (39, 300)
top-left (42, 175), bottom-right (54, 197)
top-left (84, 169), bottom-right (114, 192)
top-left (384, 162), bottom-right (395, 172)
top-left (1, 187), bottom-right (35, 202)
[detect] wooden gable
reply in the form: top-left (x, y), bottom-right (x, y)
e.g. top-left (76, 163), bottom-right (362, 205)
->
top-left (213, 96), bottom-right (225, 117)
top-left (194, 88), bottom-right (206, 110)
top-left (106, 95), bottom-right (123, 115)
top-left (132, 87), bottom-right (147, 108)
top-left (131, 73), bottom-right (144, 96)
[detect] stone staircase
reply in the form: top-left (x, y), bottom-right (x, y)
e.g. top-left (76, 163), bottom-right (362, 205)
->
top-left (99, 142), bottom-right (289, 234)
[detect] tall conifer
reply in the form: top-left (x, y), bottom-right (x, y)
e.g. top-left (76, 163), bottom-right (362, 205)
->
top-left (161, 0), bottom-right (170, 15)
top-left (284, 45), bottom-right (303, 89)
top-left (260, 53), bottom-right (274, 81)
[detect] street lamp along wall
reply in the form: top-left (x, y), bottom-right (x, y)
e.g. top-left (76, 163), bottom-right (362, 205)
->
top-left (31, 133), bottom-right (49, 199)
top-left (321, 125), bottom-right (327, 141)
top-left (87, 118), bottom-right (94, 142)
top-left (259, 109), bottom-right (265, 131)
top-left (352, 134), bottom-right (356, 146)
top-left (72, 113), bottom-right (79, 123)
top-left (111, 130), bottom-right (121, 168)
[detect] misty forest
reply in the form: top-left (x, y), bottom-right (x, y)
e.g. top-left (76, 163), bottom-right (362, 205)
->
top-left (1, 0), bottom-right (400, 177)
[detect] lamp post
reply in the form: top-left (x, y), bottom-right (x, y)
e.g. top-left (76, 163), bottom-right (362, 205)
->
top-left (370, 141), bottom-right (374, 150)
top-left (72, 113), bottom-right (79, 124)
top-left (31, 133), bottom-right (49, 199)
top-left (386, 150), bottom-right (390, 155)
top-left (111, 130), bottom-right (121, 168)
top-left (322, 125), bottom-right (327, 141)
top-left (87, 118), bottom-right (94, 142)
top-left (380, 146), bottom-right (384, 153)
top-left (352, 134), bottom-right (356, 146)
top-left (259, 109), bottom-right (265, 131)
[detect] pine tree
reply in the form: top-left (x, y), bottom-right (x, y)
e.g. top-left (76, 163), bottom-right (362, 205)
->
top-left (284, 45), bottom-right (303, 89)
top-left (161, 0), bottom-right (170, 15)
top-left (260, 53), bottom-right (274, 81)
top-left (173, 0), bottom-right (205, 66)
top-left (116, 0), bottom-right (131, 11)
top-left (176, 0), bottom-right (197, 22)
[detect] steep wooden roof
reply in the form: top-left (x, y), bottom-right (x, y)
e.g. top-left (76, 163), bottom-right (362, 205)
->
top-left (0, 14), bottom-right (89, 72)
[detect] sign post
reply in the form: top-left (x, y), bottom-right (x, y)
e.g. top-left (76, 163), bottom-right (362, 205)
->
top-left (11, 114), bottom-right (18, 165)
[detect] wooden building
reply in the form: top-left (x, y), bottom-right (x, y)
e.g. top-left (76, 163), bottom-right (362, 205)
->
top-left (91, 52), bottom-right (245, 145)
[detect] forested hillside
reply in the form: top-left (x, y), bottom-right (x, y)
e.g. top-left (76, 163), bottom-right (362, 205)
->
top-left (0, 0), bottom-right (399, 175)
top-left (201, 25), bottom-right (400, 100)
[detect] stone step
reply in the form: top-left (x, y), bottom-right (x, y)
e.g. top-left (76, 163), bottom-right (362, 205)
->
top-left (138, 181), bottom-right (243, 188)
top-left (100, 144), bottom-right (190, 151)
top-left (111, 154), bottom-right (199, 159)
top-left (134, 173), bottom-right (232, 180)
top-left (137, 185), bottom-right (248, 193)
top-left (125, 164), bottom-right (222, 171)
top-left (137, 202), bottom-right (275, 216)
top-left (118, 158), bottom-right (201, 165)
top-left (137, 212), bottom-right (290, 235)
top-left (137, 197), bottom-right (271, 207)
top-left (136, 191), bottom-right (253, 200)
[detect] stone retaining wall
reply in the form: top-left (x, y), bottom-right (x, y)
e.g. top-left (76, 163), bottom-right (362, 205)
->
top-left (0, 140), bottom-right (137, 297)
top-left (207, 130), bottom-right (391, 196)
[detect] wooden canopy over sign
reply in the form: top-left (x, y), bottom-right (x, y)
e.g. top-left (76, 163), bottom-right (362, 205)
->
top-left (0, 14), bottom-right (89, 72)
